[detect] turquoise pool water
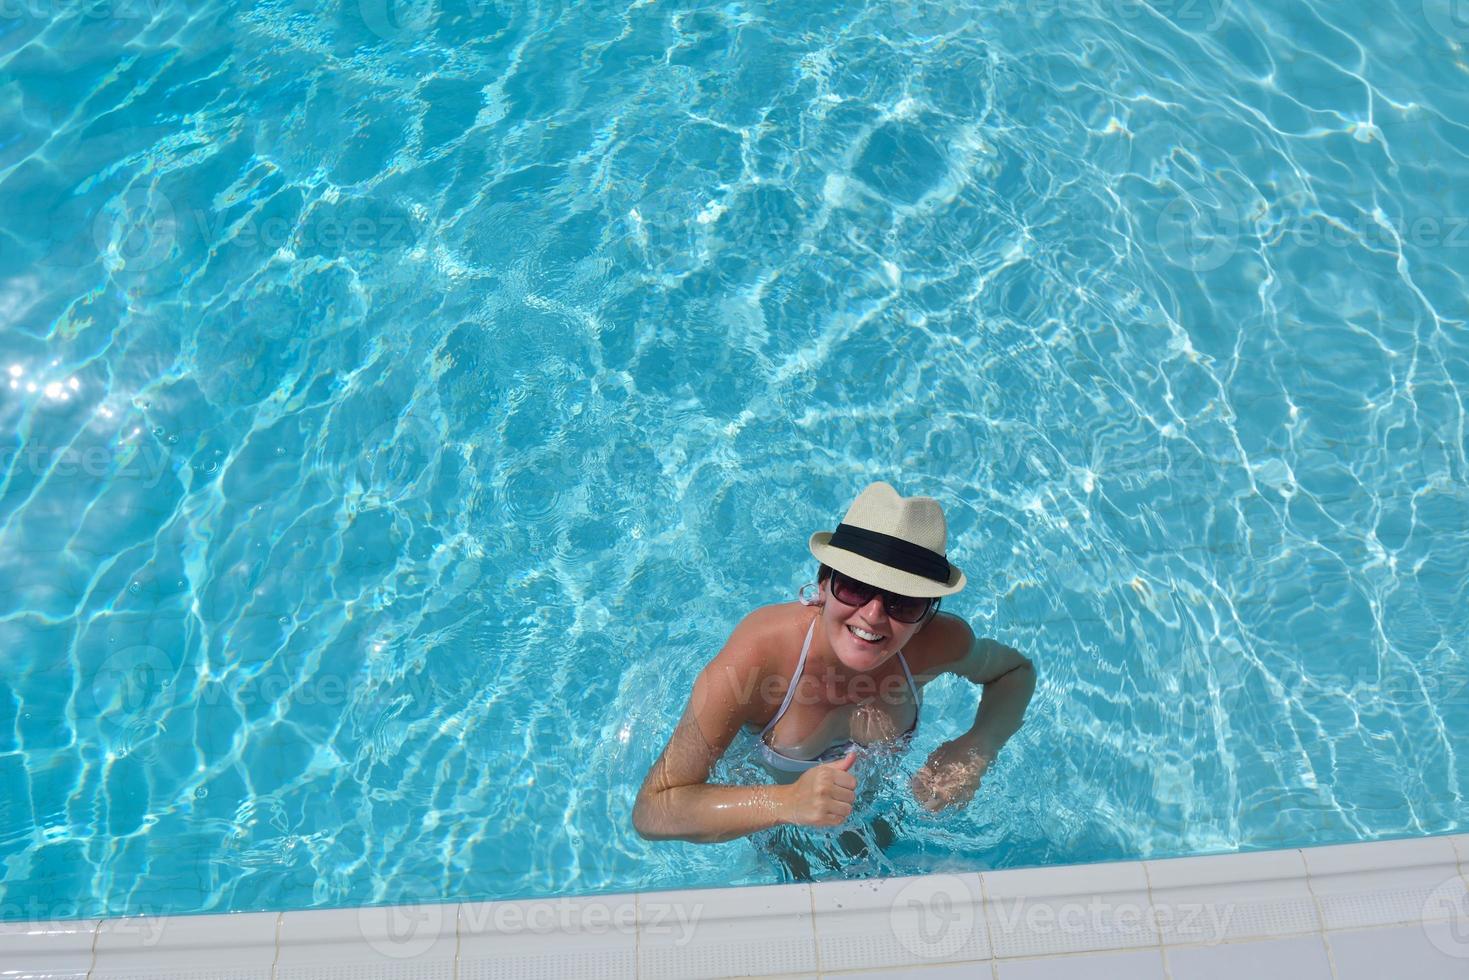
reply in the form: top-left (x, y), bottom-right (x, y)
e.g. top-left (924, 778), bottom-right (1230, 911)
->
top-left (1, 0), bottom-right (1466, 921)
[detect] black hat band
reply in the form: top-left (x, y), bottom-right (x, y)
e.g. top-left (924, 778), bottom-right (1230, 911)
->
top-left (827, 523), bottom-right (951, 583)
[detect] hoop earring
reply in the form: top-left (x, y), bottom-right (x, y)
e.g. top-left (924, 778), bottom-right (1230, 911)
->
top-left (797, 581), bottom-right (823, 606)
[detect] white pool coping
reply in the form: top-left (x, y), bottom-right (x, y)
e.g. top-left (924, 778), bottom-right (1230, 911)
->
top-left (4, 833), bottom-right (1468, 979)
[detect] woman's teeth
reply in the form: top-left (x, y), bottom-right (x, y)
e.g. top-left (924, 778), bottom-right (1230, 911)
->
top-left (848, 625), bottom-right (883, 643)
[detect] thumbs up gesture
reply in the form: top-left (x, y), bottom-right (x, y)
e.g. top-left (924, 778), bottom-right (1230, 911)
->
top-left (783, 750), bottom-right (859, 827)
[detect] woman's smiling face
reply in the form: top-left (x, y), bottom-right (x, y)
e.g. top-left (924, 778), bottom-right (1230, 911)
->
top-left (817, 572), bottom-right (929, 672)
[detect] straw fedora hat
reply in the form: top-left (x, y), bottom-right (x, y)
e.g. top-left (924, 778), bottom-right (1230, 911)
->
top-left (809, 482), bottom-right (966, 598)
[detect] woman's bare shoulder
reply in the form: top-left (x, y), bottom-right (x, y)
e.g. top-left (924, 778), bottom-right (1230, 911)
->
top-left (690, 602), bottom-right (802, 724)
top-left (903, 611), bottom-right (977, 678)
top-left (720, 601), bottom-right (803, 667)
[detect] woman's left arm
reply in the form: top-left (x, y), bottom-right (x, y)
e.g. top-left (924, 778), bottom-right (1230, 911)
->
top-left (951, 633), bottom-right (1036, 762)
top-left (911, 620), bottom-right (1036, 811)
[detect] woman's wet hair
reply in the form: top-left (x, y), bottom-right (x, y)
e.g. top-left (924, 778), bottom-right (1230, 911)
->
top-left (814, 564), bottom-right (942, 626)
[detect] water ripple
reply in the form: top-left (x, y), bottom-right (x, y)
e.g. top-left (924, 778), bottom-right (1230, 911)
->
top-left (0, 0), bottom-right (1466, 920)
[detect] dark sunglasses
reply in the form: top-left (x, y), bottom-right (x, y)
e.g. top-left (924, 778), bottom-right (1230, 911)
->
top-left (827, 570), bottom-right (935, 624)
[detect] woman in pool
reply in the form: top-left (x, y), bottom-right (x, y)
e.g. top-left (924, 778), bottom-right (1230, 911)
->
top-left (632, 481), bottom-right (1036, 856)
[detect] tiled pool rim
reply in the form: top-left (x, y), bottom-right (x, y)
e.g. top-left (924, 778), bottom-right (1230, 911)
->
top-left (5, 833), bottom-right (1467, 979)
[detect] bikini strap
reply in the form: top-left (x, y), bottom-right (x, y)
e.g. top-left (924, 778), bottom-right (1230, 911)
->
top-left (896, 651), bottom-right (922, 706)
top-left (759, 616), bottom-right (817, 738)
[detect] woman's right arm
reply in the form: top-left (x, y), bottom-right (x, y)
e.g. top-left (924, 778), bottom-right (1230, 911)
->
top-left (631, 618), bottom-right (857, 844)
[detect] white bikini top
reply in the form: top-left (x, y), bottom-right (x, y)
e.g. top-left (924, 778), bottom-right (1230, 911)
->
top-left (753, 616), bottom-right (920, 774)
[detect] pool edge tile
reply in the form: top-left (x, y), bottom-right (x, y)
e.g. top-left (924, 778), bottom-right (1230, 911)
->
top-left (994, 946), bottom-right (1168, 979)
top-left (0, 917), bottom-right (98, 980)
top-left (276, 901), bottom-right (458, 979)
top-left (1145, 848), bottom-right (1321, 944)
top-left (1302, 835), bottom-right (1469, 932)
top-left (5, 835), bottom-right (1469, 979)
top-left (981, 859), bottom-right (1159, 959)
top-left (92, 910), bottom-right (277, 979)
top-left (810, 872), bottom-right (990, 973)
top-left (457, 892), bottom-right (636, 980)
top-left (1325, 920), bottom-right (1469, 979)
top-left (1448, 833), bottom-right (1469, 872)
top-left (1300, 834), bottom-right (1461, 874)
top-left (636, 881), bottom-right (816, 980)
top-left (1162, 934), bottom-right (1334, 980)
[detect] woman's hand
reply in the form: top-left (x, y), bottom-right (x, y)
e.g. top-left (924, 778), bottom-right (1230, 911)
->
top-left (911, 737), bottom-right (990, 812)
top-left (782, 751), bottom-right (859, 827)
